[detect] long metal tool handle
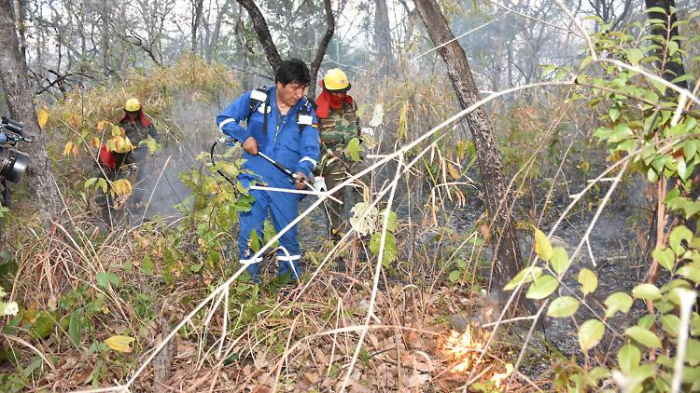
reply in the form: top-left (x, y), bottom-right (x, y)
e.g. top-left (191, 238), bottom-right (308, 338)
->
top-left (258, 152), bottom-right (342, 205)
top-left (258, 152), bottom-right (315, 189)
top-left (259, 152), bottom-right (295, 178)
top-left (217, 138), bottom-right (342, 204)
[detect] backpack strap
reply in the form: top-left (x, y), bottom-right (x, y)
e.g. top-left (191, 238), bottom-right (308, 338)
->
top-left (248, 87), bottom-right (268, 115)
top-left (296, 97), bottom-right (314, 133)
top-left (246, 87), bottom-right (272, 134)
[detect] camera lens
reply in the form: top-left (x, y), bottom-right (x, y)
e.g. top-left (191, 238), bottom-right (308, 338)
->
top-left (0, 148), bottom-right (29, 183)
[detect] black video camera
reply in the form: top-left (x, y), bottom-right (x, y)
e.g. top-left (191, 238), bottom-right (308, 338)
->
top-left (0, 116), bottom-right (32, 183)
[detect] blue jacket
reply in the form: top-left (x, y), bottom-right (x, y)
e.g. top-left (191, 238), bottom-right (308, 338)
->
top-left (216, 87), bottom-right (320, 182)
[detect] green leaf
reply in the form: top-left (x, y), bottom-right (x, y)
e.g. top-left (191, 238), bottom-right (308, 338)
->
top-left (604, 292), bottom-right (633, 318)
top-left (504, 266), bottom-right (542, 291)
top-left (69, 309), bottom-right (84, 348)
top-left (625, 326), bottom-right (662, 349)
top-left (248, 229), bottom-right (260, 253)
top-left (638, 315), bottom-right (655, 329)
top-left (609, 108), bottom-right (621, 122)
top-left (97, 178), bottom-right (108, 193)
top-left (141, 255), bottom-right (154, 274)
top-left (618, 344), bottom-right (640, 373)
top-left (526, 275), bottom-right (559, 300)
top-left (547, 296), bottom-right (580, 317)
top-left (551, 247), bottom-right (570, 275)
top-left (347, 137), bottom-right (363, 162)
top-left (30, 310), bottom-right (56, 340)
top-left (369, 232), bottom-right (398, 267)
top-left (669, 225), bottom-right (692, 256)
top-left (534, 229), bottom-right (553, 261)
top-left (448, 270), bottom-right (461, 283)
top-left (263, 220), bottom-right (280, 249)
top-left (677, 265), bottom-right (700, 283)
top-left (678, 158), bottom-right (688, 180)
top-left (652, 248), bottom-right (676, 272)
top-left (578, 268), bottom-right (598, 296)
top-left (632, 283), bottom-right (661, 299)
top-left (668, 40), bottom-right (679, 57)
top-left (589, 367), bottom-right (610, 382)
top-left (686, 339), bottom-right (700, 366)
top-left (379, 209), bottom-right (399, 232)
top-left (648, 167), bottom-right (659, 183)
top-left (578, 319), bottom-right (605, 352)
top-left (661, 314), bottom-right (681, 337)
top-left (626, 364), bottom-right (654, 391)
top-left (96, 272), bottom-right (121, 290)
top-left (626, 48), bottom-right (644, 66)
top-left (84, 177), bottom-right (98, 189)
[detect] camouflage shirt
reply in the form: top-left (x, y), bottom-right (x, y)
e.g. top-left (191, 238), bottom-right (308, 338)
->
top-left (319, 101), bottom-right (360, 153)
top-left (120, 117), bottom-right (157, 147)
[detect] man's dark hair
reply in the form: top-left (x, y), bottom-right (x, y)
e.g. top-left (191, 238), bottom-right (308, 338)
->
top-left (275, 58), bottom-right (311, 86)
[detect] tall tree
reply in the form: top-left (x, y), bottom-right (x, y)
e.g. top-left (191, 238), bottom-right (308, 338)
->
top-left (414, 0), bottom-right (523, 304)
top-left (374, 0), bottom-right (394, 76)
top-left (191, 0), bottom-right (205, 54)
top-left (235, 0), bottom-right (282, 71)
top-left (235, 0), bottom-right (334, 97)
top-left (0, 1), bottom-right (63, 228)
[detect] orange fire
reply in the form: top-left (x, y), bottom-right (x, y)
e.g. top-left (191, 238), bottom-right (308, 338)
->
top-left (441, 327), bottom-right (485, 373)
top-left (442, 327), bottom-right (514, 387)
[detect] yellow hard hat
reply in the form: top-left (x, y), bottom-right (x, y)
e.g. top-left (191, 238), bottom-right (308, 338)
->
top-left (322, 68), bottom-right (351, 92)
top-left (124, 98), bottom-right (141, 112)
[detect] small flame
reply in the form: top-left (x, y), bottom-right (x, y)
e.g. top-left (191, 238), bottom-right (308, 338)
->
top-left (441, 327), bottom-right (484, 373)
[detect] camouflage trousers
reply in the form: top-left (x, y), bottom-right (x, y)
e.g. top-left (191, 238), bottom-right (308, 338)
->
top-left (97, 146), bottom-right (151, 226)
top-left (320, 155), bottom-right (366, 240)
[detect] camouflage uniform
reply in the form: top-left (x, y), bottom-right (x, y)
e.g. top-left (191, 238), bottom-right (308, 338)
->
top-left (121, 117), bottom-right (157, 206)
top-left (108, 116), bottom-right (157, 209)
top-left (318, 101), bottom-right (361, 239)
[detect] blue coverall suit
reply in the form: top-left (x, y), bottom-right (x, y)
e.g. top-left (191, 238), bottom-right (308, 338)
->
top-left (217, 87), bottom-right (320, 281)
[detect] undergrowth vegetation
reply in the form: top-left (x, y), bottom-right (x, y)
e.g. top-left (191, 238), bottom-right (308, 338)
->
top-left (0, 7), bottom-right (699, 392)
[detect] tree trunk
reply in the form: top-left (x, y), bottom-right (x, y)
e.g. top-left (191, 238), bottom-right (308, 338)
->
top-left (191, 0), bottom-right (204, 54)
top-left (235, 0), bottom-right (333, 97)
top-left (206, 0), bottom-right (232, 64)
top-left (13, 0), bottom-right (26, 59)
top-left (645, 0), bottom-right (687, 89)
top-left (235, 0), bottom-right (282, 72)
top-left (99, 1), bottom-right (111, 74)
top-left (307, 0), bottom-right (334, 97)
top-left (414, 0), bottom-right (523, 304)
top-left (374, 0), bottom-right (393, 77)
top-left (0, 1), bottom-right (63, 228)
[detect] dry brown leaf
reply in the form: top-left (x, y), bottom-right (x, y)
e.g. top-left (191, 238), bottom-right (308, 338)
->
top-left (368, 333), bottom-right (379, 349)
top-left (184, 371), bottom-right (213, 393)
top-left (74, 366), bottom-right (93, 384)
top-left (406, 371), bottom-right (431, 388)
top-left (242, 365), bottom-right (253, 376)
top-left (404, 323), bottom-right (421, 348)
top-left (251, 385), bottom-right (271, 393)
top-left (253, 354), bottom-right (269, 369)
top-left (313, 348), bottom-right (329, 366)
top-left (302, 371), bottom-right (320, 385)
top-left (321, 378), bottom-right (334, 389)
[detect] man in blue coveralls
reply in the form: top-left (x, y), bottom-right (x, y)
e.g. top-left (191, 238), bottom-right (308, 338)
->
top-left (217, 59), bottom-right (320, 283)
